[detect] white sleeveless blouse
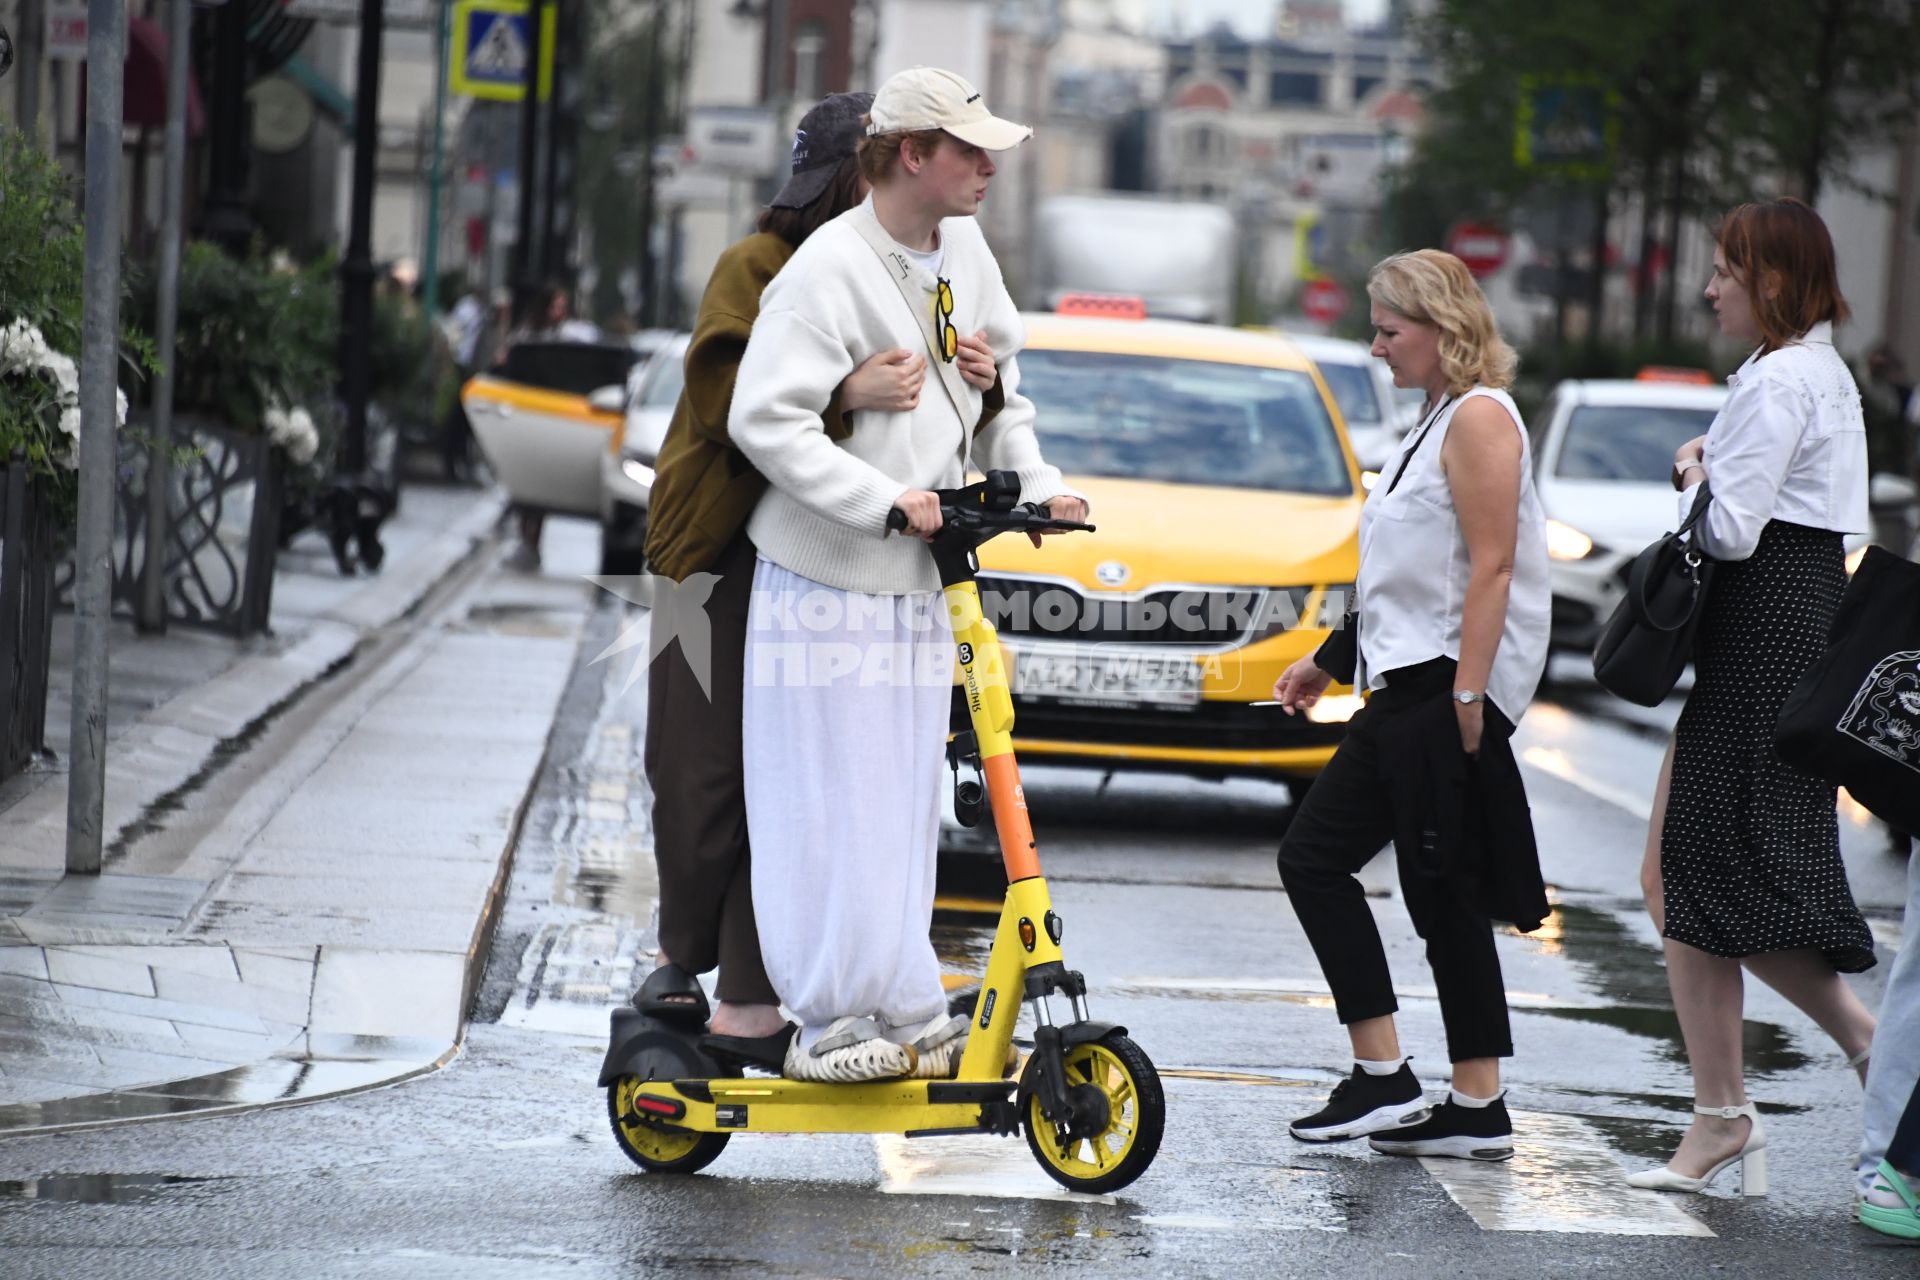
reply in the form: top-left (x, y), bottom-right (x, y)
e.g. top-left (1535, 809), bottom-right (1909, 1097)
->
top-left (1354, 386), bottom-right (1551, 722)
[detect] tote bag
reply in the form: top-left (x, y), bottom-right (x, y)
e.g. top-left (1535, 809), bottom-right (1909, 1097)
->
top-left (1775, 545), bottom-right (1920, 836)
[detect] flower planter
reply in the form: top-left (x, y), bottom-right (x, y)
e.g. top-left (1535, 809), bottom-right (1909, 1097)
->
top-left (0, 457), bottom-right (57, 782)
top-left (56, 414), bottom-right (284, 636)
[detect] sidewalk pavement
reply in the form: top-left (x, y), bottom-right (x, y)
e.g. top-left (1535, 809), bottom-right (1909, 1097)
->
top-left (0, 487), bottom-right (598, 1136)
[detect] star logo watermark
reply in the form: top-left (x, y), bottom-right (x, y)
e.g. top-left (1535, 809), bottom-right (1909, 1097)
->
top-left (586, 572), bottom-right (721, 698)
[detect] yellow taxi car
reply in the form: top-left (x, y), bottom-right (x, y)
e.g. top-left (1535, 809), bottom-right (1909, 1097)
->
top-left (978, 309), bottom-right (1365, 791)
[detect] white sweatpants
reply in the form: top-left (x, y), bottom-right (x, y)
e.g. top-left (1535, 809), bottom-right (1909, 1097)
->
top-left (743, 557), bottom-right (952, 1052)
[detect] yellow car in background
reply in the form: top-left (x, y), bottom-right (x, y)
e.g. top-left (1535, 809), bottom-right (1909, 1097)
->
top-left (979, 311), bottom-right (1365, 790)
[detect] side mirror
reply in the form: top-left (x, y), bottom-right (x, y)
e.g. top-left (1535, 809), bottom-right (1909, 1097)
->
top-left (587, 384), bottom-right (627, 414)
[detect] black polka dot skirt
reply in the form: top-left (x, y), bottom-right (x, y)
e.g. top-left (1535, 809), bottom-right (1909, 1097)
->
top-left (1661, 519), bottom-right (1876, 973)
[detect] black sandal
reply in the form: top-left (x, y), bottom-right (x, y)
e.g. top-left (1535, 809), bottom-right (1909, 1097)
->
top-left (631, 963), bottom-right (711, 1027)
top-left (703, 1023), bottom-right (798, 1073)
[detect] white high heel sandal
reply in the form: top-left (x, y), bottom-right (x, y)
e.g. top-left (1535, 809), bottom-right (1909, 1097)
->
top-left (1626, 1102), bottom-right (1768, 1197)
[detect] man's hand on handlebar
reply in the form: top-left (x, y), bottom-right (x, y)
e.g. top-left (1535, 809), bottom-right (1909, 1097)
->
top-left (890, 489), bottom-right (944, 541)
top-left (1029, 495), bottom-right (1089, 547)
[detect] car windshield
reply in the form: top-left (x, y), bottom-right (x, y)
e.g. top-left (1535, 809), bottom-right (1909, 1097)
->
top-left (1019, 350), bottom-right (1353, 496)
top-left (641, 347), bottom-right (687, 408)
top-left (1555, 404), bottom-right (1721, 482)
top-left (1311, 361), bottom-right (1381, 425)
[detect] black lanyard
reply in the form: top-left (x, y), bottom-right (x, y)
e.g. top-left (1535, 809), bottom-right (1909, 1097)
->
top-left (1385, 394), bottom-right (1452, 495)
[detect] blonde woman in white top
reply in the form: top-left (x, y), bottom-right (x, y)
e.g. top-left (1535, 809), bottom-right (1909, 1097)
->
top-left (1272, 249), bottom-right (1550, 1160)
top-left (1628, 198), bottom-right (1876, 1197)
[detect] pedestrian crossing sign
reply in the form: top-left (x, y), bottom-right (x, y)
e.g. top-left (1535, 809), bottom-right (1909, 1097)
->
top-left (451, 0), bottom-right (556, 102)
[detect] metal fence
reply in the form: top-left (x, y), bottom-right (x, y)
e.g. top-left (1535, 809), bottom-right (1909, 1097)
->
top-left (0, 455), bottom-right (56, 782)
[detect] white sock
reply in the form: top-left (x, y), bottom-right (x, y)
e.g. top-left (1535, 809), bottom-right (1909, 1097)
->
top-left (1355, 1057), bottom-right (1403, 1076)
top-left (1449, 1087), bottom-right (1502, 1108)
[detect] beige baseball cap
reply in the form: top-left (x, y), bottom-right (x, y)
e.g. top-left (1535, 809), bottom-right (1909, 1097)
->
top-left (866, 67), bottom-right (1033, 151)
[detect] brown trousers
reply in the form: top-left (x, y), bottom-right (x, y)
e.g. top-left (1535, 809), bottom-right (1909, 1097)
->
top-left (643, 533), bottom-right (777, 1005)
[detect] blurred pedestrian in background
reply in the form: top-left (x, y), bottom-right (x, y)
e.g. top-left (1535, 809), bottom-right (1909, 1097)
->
top-left (503, 283), bottom-right (599, 569)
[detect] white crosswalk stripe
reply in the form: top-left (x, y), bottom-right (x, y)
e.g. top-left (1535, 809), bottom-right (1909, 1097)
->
top-left (1418, 1110), bottom-right (1713, 1236)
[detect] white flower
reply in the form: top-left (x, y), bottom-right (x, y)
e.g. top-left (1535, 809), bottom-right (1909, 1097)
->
top-left (42, 350), bottom-right (78, 399)
top-left (115, 387), bottom-right (128, 426)
top-left (58, 406), bottom-right (80, 438)
top-left (286, 421), bottom-right (319, 465)
top-left (263, 400), bottom-right (318, 463)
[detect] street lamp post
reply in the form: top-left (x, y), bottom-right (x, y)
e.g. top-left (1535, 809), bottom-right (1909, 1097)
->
top-left (332, 0), bottom-right (388, 574)
top-left (511, 0), bottom-right (551, 313)
top-left (202, 0), bottom-right (254, 253)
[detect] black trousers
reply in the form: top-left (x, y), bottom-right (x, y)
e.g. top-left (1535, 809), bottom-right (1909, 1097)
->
top-left (1277, 658), bottom-right (1515, 1063)
top-left (644, 532), bottom-right (777, 1005)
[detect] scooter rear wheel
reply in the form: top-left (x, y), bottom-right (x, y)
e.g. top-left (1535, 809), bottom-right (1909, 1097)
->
top-left (606, 1076), bottom-right (730, 1174)
top-left (1025, 1033), bottom-right (1164, 1194)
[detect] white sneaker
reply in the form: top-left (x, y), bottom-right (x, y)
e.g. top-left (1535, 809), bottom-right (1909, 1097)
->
top-left (783, 1016), bottom-right (916, 1083)
top-left (885, 1014), bottom-right (969, 1080)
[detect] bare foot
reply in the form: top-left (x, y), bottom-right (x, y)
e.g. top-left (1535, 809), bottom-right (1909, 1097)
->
top-left (1666, 1113), bottom-right (1753, 1179)
top-left (708, 1002), bottom-right (787, 1039)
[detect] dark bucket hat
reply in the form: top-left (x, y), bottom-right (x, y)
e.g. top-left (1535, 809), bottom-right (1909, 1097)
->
top-left (770, 90), bottom-right (875, 209)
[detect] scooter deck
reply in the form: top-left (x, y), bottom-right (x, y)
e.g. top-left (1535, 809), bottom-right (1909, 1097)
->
top-left (628, 1076), bottom-right (1018, 1136)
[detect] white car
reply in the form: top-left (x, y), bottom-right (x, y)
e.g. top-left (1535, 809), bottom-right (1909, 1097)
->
top-left (1532, 379), bottom-right (1730, 651)
top-left (598, 332), bottom-right (690, 575)
top-left (1284, 332), bottom-right (1417, 479)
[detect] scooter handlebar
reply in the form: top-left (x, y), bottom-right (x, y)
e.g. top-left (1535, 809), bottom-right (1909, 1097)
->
top-left (884, 502), bottom-right (1094, 539)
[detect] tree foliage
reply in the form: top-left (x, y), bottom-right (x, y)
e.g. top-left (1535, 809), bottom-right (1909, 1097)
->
top-left (1389, 0), bottom-right (1920, 339)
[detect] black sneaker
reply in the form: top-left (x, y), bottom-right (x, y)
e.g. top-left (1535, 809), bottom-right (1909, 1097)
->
top-left (1290, 1064), bottom-right (1430, 1142)
top-left (1368, 1096), bottom-right (1515, 1161)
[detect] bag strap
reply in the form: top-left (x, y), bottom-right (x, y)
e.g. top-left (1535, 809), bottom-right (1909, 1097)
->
top-left (846, 209), bottom-right (981, 466)
top-left (1384, 394), bottom-right (1454, 495)
top-left (1677, 480), bottom-right (1713, 535)
top-left (1625, 482), bottom-right (1716, 631)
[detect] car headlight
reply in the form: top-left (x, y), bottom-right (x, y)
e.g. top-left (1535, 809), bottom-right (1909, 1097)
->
top-left (1545, 518), bottom-right (1595, 561)
top-left (1360, 470), bottom-right (1380, 492)
top-left (1307, 693), bottom-right (1365, 724)
top-left (621, 457), bottom-right (656, 488)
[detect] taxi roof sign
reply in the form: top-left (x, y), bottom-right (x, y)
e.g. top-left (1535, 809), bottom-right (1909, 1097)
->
top-left (1635, 365), bottom-right (1714, 385)
top-left (1056, 293), bottom-right (1147, 320)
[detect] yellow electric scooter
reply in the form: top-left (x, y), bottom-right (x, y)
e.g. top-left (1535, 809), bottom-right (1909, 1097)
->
top-left (600, 471), bottom-right (1165, 1193)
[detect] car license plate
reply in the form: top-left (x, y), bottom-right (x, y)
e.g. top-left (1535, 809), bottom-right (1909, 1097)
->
top-left (1012, 648), bottom-right (1203, 708)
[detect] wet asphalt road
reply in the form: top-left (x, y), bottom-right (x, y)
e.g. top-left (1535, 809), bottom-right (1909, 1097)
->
top-left (1, 535), bottom-right (1916, 1278)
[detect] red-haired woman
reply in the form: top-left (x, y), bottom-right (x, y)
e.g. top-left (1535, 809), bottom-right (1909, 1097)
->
top-left (1630, 198), bottom-right (1877, 1195)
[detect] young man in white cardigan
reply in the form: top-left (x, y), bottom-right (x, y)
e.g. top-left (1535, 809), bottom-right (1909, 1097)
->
top-left (727, 67), bottom-right (1088, 1083)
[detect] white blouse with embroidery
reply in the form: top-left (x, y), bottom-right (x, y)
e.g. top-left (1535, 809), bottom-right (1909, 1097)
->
top-left (1679, 321), bottom-right (1869, 560)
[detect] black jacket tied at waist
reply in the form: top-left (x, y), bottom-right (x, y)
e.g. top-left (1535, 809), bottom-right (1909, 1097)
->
top-left (1370, 661), bottom-right (1550, 934)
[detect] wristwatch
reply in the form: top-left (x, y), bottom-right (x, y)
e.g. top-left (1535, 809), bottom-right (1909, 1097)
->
top-left (1452, 690), bottom-right (1487, 706)
top-left (1673, 459), bottom-right (1704, 491)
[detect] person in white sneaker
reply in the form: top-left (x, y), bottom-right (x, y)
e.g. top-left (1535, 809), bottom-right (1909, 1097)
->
top-left (728, 67), bottom-right (1087, 1083)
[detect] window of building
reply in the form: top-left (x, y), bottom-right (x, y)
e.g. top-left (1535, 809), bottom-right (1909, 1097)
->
top-left (792, 22), bottom-right (827, 102)
top-left (1270, 71), bottom-right (1322, 105)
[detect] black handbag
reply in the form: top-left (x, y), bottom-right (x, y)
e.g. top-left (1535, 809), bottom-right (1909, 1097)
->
top-left (1775, 545), bottom-right (1920, 836)
top-left (1591, 484), bottom-right (1716, 706)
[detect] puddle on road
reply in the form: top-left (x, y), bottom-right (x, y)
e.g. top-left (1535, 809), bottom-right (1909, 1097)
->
top-left (0, 1173), bottom-right (233, 1206)
top-left (462, 603), bottom-right (575, 639)
top-left (1511, 900), bottom-right (1810, 1077)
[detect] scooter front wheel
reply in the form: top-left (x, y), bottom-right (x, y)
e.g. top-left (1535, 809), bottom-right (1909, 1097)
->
top-left (607, 1077), bottom-right (730, 1173)
top-left (1025, 1033), bottom-right (1164, 1194)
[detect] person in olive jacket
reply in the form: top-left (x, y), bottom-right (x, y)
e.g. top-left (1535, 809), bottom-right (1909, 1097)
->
top-left (632, 91), bottom-right (1003, 1058)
